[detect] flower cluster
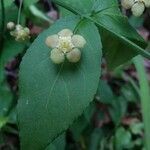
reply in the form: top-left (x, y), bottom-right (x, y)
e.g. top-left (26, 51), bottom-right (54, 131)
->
top-left (45, 29), bottom-right (86, 64)
top-left (121, 0), bottom-right (150, 16)
top-left (7, 22), bottom-right (30, 42)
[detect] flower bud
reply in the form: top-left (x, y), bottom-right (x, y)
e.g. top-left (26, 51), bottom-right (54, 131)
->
top-left (131, 2), bottom-right (145, 16)
top-left (7, 22), bottom-right (15, 30)
top-left (10, 25), bottom-right (30, 42)
top-left (15, 24), bottom-right (23, 31)
top-left (66, 48), bottom-right (81, 63)
top-left (121, 0), bottom-right (134, 9)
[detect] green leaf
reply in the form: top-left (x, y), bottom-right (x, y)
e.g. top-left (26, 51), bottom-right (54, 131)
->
top-left (129, 16), bottom-right (144, 28)
top-left (0, 116), bottom-right (8, 128)
top-left (24, 0), bottom-right (38, 8)
top-left (96, 80), bottom-right (114, 104)
top-left (130, 122), bottom-right (144, 135)
top-left (0, 82), bottom-right (13, 128)
top-left (46, 134), bottom-right (66, 150)
top-left (2, 0), bottom-right (13, 8)
top-left (91, 0), bottom-right (120, 14)
top-left (121, 83), bottom-right (139, 103)
top-left (53, 0), bottom-right (94, 14)
top-left (96, 80), bottom-right (127, 124)
top-left (91, 0), bottom-right (147, 69)
top-left (27, 5), bottom-right (53, 25)
top-left (109, 96), bottom-right (127, 124)
top-left (115, 127), bottom-right (132, 150)
top-left (133, 56), bottom-right (150, 150)
top-left (70, 115), bottom-right (88, 141)
top-left (18, 16), bottom-right (102, 150)
top-left (0, 37), bottom-right (24, 83)
top-left (89, 128), bottom-right (104, 150)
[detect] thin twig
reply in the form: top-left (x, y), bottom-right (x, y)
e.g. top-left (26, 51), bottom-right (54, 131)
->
top-left (17, 0), bottom-right (23, 24)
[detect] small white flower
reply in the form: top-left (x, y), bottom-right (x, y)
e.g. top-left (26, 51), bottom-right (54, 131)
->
top-left (45, 29), bottom-right (86, 64)
top-left (121, 0), bottom-right (150, 16)
top-left (131, 1), bottom-right (145, 16)
top-left (7, 22), bottom-right (15, 30)
top-left (10, 24), bottom-right (30, 42)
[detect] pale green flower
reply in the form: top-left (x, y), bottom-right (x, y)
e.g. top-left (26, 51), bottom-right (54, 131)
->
top-left (121, 0), bottom-right (150, 17)
top-left (45, 29), bottom-right (86, 64)
top-left (10, 24), bottom-right (30, 42)
top-left (131, 1), bottom-right (145, 17)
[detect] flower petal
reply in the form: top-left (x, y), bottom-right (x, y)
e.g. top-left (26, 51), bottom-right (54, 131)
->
top-left (50, 48), bottom-right (65, 64)
top-left (58, 29), bottom-right (73, 37)
top-left (72, 35), bottom-right (86, 48)
top-left (66, 48), bottom-right (81, 63)
top-left (131, 2), bottom-right (145, 17)
top-left (45, 35), bottom-right (59, 48)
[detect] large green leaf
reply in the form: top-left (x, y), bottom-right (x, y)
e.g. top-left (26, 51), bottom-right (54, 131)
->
top-left (90, 0), bottom-right (147, 69)
top-left (93, 13), bottom-right (146, 69)
top-left (53, 0), bottom-right (148, 69)
top-left (18, 16), bottom-right (102, 150)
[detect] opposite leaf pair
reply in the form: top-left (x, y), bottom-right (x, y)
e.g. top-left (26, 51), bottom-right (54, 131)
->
top-left (121, 0), bottom-right (150, 16)
top-left (45, 29), bottom-right (86, 64)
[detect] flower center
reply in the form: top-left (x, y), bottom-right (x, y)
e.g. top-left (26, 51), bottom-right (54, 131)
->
top-left (57, 36), bottom-right (74, 53)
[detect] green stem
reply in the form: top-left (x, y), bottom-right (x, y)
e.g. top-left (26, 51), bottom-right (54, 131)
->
top-left (122, 72), bottom-right (140, 97)
top-left (133, 55), bottom-right (150, 150)
top-left (0, 0), bottom-right (5, 54)
top-left (73, 18), bottom-right (85, 33)
top-left (17, 0), bottom-right (23, 24)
